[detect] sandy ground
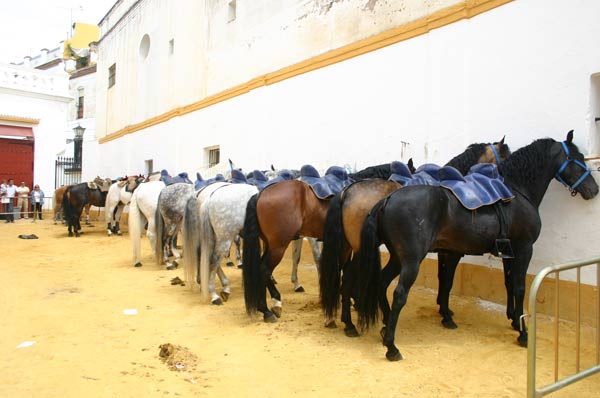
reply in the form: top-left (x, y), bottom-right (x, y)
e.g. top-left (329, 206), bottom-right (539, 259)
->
top-left (1, 214), bottom-right (599, 398)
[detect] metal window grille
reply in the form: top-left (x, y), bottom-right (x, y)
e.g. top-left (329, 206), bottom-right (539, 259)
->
top-left (108, 64), bottom-right (116, 88)
top-left (208, 148), bottom-right (220, 168)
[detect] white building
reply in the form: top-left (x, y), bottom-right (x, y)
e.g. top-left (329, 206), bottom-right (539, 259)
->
top-left (94, 0), bottom-right (600, 300)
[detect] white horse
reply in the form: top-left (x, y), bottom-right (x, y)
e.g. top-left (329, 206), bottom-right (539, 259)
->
top-left (183, 182), bottom-right (258, 304)
top-left (128, 181), bottom-right (164, 267)
top-left (105, 175), bottom-right (145, 236)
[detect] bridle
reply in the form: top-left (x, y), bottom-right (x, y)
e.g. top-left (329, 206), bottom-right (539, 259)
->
top-left (490, 144), bottom-right (503, 165)
top-left (555, 141), bottom-right (591, 196)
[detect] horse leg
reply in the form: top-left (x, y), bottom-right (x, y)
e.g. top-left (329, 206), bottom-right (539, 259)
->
top-left (503, 258), bottom-right (515, 324)
top-left (84, 203), bottom-right (91, 225)
top-left (106, 203), bottom-right (115, 236)
top-left (113, 204), bottom-right (124, 235)
top-left (340, 256), bottom-right (359, 337)
top-left (290, 238), bottom-right (304, 292)
top-left (234, 235), bottom-right (242, 267)
top-left (509, 246), bottom-right (532, 347)
top-left (308, 237), bottom-right (322, 275)
top-left (215, 264), bottom-right (231, 302)
top-left (208, 264), bottom-right (222, 305)
top-left (266, 246), bottom-right (287, 318)
top-left (164, 232), bottom-right (178, 270)
top-left (437, 252), bottom-right (463, 329)
top-left (383, 256), bottom-right (421, 361)
top-left (379, 257), bottom-right (400, 334)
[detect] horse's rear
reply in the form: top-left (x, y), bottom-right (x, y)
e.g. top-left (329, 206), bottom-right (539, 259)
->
top-left (243, 180), bottom-right (328, 321)
top-left (53, 185), bottom-right (68, 224)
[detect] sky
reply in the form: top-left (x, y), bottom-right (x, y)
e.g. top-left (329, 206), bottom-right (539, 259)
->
top-left (0, 0), bottom-right (117, 64)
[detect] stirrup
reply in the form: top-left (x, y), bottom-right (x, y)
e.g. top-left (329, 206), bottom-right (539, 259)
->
top-left (493, 238), bottom-right (514, 259)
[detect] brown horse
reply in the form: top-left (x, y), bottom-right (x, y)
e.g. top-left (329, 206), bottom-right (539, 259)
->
top-left (319, 139), bottom-right (510, 336)
top-left (242, 163), bottom-right (399, 322)
top-left (62, 179), bottom-right (111, 237)
top-left (53, 177), bottom-right (111, 224)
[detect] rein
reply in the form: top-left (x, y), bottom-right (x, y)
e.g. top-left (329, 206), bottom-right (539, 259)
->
top-left (490, 144), bottom-right (502, 165)
top-left (555, 141), bottom-right (592, 196)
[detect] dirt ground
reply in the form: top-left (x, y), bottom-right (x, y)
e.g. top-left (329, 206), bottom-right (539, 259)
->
top-left (1, 214), bottom-right (599, 398)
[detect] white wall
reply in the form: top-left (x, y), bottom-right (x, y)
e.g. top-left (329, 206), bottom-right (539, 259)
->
top-left (95, 0), bottom-right (600, 280)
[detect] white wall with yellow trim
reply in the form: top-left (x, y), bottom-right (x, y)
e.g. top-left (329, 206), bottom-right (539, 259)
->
top-left (93, 0), bottom-right (600, 282)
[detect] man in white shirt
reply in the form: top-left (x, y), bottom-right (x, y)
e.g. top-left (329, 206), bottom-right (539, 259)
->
top-left (2, 179), bottom-right (18, 223)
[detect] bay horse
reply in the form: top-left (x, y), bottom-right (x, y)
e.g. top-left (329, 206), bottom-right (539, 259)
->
top-left (356, 131), bottom-right (598, 361)
top-left (62, 180), bottom-right (111, 237)
top-left (319, 139), bottom-right (509, 336)
top-left (105, 175), bottom-right (145, 236)
top-left (242, 164), bottom-right (387, 322)
top-left (53, 177), bottom-right (111, 224)
top-left (183, 182), bottom-right (258, 304)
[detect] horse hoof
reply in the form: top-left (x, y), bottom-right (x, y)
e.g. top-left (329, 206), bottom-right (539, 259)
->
top-left (294, 286), bottom-right (305, 293)
top-left (134, 262), bottom-right (142, 268)
top-left (211, 298), bottom-right (223, 306)
top-left (442, 319), bottom-right (458, 329)
top-left (172, 260), bottom-right (179, 268)
top-left (264, 313), bottom-right (278, 323)
top-left (166, 264), bottom-right (177, 271)
top-left (324, 320), bottom-right (337, 329)
top-left (344, 327), bottom-right (360, 338)
top-left (68, 232), bottom-right (73, 237)
top-left (226, 261), bottom-right (234, 267)
top-left (386, 349), bottom-right (403, 361)
top-left (517, 335), bottom-right (528, 347)
top-left (220, 291), bottom-right (230, 302)
top-left (271, 306), bottom-right (282, 318)
top-left (117, 231), bottom-right (122, 236)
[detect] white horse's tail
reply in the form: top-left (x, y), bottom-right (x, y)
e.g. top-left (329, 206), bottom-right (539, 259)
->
top-left (154, 196), bottom-right (165, 265)
top-left (128, 192), bottom-right (142, 267)
top-left (199, 200), bottom-right (215, 302)
top-left (182, 195), bottom-right (200, 290)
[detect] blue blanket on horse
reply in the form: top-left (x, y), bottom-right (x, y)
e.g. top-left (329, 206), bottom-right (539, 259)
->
top-left (194, 173), bottom-right (226, 190)
top-left (388, 162), bottom-right (514, 210)
top-left (230, 169), bottom-right (248, 184)
top-left (161, 170), bottom-right (193, 186)
top-left (299, 165), bottom-right (352, 199)
top-left (261, 169), bottom-right (296, 190)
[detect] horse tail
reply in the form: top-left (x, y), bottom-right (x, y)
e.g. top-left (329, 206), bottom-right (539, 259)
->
top-left (62, 187), bottom-right (74, 229)
top-left (356, 199), bottom-right (385, 331)
top-left (128, 192), bottom-right (142, 266)
top-left (319, 192), bottom-right (345, 320)
top-left (154, 199), bottom-right (165, 264)
top-left (182, 195), bottom-right (200, 290)
top-left (242, 193), bottom-right (263, 314)
top-left (199, 200), bottom-right (215, 302)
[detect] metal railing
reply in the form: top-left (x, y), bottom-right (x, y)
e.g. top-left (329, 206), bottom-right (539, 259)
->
top-left (527, 256), bottom-right (600, 398)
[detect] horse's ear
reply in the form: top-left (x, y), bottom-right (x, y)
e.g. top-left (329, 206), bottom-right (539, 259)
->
top-left (566, 130), bottom-right (574, 143)
top-left (408, 158), bottom-right (414, 168)
top-left (499, 135), bottom-right (505, 145)
top-left (271, 164), bottom-right (275, 171)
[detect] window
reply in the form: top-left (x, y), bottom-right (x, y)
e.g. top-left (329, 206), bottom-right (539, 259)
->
top-left (77, 95), bottom-right (84, 119)
top-left (169, 39), bottom-right (175, 55)
top-left (228, 0), bottom-right (236, 22)
top-left (208, 147), bottom-right (220, 168)
top-left (108, 64), bottom-right (116, 88)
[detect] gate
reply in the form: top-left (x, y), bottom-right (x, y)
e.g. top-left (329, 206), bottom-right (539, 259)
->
top-left (527, 256), bottom-right (600, 397)
top-left (55, 156), bottom-right (81, 189)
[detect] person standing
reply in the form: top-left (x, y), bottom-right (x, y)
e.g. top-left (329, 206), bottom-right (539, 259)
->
top-left (31, 184), bottom-right (45, 221)
top-left (16, 181), bottom-right (30, 219)
top-left (0, 179), bottom-right (6, 221)
top-left (2, 178), bottom-right (17, 223)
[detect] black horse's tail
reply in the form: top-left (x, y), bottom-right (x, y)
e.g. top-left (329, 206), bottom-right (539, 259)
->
top-left (319, 192), bottom-right (345, 320)
top-left (356, 199), bottom-right (386, 331)
top-left (242, 194), bottom-right (264, 315)
top-left (62, 187), bottom-right (74, 229)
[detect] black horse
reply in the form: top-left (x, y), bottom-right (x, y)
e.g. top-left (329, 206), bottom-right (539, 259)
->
top-left (356, 131), bottom-right (598, 361)
top-left (319, 139), bottom-right (509, 336)
top-left (63, 183), bottom-right (109, 237)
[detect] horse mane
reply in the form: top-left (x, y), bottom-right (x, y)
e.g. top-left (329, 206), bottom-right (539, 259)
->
top-left (499, 138), bottom-right (556, 188)
top-left (445, 143), bottom-right (489, 174)
top-left (349, 163), bottom-right (391, 180)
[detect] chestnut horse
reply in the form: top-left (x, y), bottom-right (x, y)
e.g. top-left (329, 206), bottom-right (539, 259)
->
top-left (319, 139), bottom-right (510, 336)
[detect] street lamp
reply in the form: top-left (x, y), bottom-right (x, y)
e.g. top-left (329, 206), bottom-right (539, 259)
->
top-left (72, 124), bottom-right (85, 167)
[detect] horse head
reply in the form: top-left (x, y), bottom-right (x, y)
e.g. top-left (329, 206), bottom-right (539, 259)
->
top-left (479, 136), bottom-right (511, 165)
top-left (554, 130), bottom-right (599, 200)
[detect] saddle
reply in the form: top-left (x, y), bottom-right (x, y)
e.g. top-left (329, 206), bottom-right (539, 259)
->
top-left (229, 169), bottom-right (248, 184)
top-left (247, 170), bottom-right (269, 190)
top-left (194, 173), bottom-right (226, 191)
top-left (87, 181), bottom-right (98, 190)
top-left (162, 171), bottom-right (193, 186)
top-left (263, 169), bottom-right (296, 189)
top-left (299, 165), bottom-right (352, 199)
top-left (388, 161), bottom-right (413, 185)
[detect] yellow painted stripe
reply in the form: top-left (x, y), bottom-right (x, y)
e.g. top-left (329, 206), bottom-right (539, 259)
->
top-left (0, 115), bottom-right (40, 125)
top-left (100, 0), bottom-right (513, 144)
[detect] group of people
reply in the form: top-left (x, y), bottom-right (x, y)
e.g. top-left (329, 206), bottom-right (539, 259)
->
top-left (0, 179), bottom-right (45, 222)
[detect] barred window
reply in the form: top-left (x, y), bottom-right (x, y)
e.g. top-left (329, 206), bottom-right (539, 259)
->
top-left (208, 147), bottom-right (220, 168)
top-left (108, 64), bottom-right (116, 88)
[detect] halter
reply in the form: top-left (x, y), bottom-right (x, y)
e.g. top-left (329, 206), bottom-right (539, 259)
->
top-left (555, 141), bottom-right (591, 195)
top-left (490, 144), bottom-right (502, 165)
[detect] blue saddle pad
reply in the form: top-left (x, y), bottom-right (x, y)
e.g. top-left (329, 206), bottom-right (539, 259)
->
top-left (299, 165), bottom-right (352, 199)
top-left (263, 169), bottom-right (296, 190)
top-left (230, 169), bottom-right (248, 184)
top-left (194, 173), bottom-right (226, 190)
top-left (247, 170), bottom-right (269, 190)
top-left (163, 171), bottom-right (193, 186)
top-left (388, 161), bottom-right (414, 185)
top-left (441, 163), bottom-right (514, 210)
